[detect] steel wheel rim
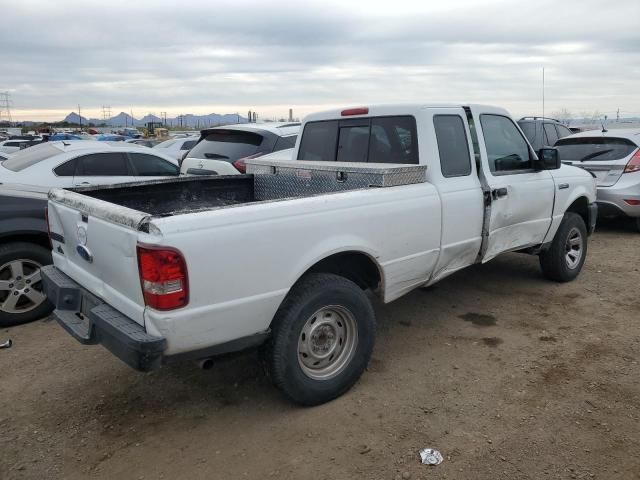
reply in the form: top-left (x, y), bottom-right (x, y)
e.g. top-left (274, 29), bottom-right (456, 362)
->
top-left (0, 259), bottom-right (46, 314)
top-left (565, 227), bottom-right (583, 269)
top-left (297, 305), bottom-right (358, 380)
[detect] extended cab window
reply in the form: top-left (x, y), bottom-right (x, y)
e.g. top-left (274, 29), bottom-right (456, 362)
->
top-left (298, 116), bottom-right (418, 164)
top-left (434, 115), bottom-right (472, 177)
top-left (480, 115), bottom-right (532, 173)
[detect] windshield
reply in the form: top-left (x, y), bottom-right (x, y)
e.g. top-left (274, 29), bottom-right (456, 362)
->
top-left (187, 130), bottom-right (264, 162)
top-left (555, 137), bottom-right (638, 161)
top-left (1, 143), bottom-right (61, 171)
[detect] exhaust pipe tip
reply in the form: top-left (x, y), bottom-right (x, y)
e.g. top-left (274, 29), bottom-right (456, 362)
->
top-left (197, 358), bottom-right (214, 370)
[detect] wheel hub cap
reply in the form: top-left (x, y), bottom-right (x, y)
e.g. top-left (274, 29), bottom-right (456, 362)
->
top-left (297, 306), bottom-right (358, 380)
top-left (0, 259), bottom-right (46, 314)
top-left (564, 227), bottom-right (583, 270)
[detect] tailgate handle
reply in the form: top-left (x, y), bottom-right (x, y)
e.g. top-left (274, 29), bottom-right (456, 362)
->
top-left (491, 187), bottom-right (508, 200)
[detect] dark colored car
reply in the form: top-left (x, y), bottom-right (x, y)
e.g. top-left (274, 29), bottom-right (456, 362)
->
top-left (0, 184), bottom-right (52, 326)
top-left (517, 117), bottom-right (573, 152)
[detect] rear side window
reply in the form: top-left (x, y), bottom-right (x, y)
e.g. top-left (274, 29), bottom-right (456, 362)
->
top-left (54, 158), bottom-right (77, 176)
top-left (480, 115), bottom-right (532, 173)
top-left (188, 130), bottom-right (264, 162)
top-left (180, 140), bottom-right (197, 150)
top-left (555, 137), bottom-right (638, 161)
top-left (129, 153), bottom-right (179, 176)
top-left (543, 123), bottom-right (559, 146)
top-left (556, 125), bottom-right (572, 139)
top-left (434, 115), bottom-right (472, 177)
top-left (298, 116), bottom-right (418, 164)
top-left (76, 152), bottom-right (130, 176)
top-left (273, 135), bottom-right (297, 152)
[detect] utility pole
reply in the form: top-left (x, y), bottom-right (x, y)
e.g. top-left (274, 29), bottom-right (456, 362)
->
top-left (78, 104), bottom-right (82, 129)
top-left (542, 66), bottom-right (545, 119)
top-left (102, 105), bottom-right (111, 125)
top-left (160, 111), bottom-right (167, 126)
top-left (0, 91), bottom-right (13, 125)
top-left (616, 108), bottom-right (620, 122)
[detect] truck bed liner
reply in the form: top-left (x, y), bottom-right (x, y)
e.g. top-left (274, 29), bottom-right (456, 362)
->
top-left (71, 175), bottom-right (256, 216)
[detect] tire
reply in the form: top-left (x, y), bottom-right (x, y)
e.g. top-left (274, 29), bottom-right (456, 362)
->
top-left (539, 212), bottom-right (588, 282)
top-left (634, 217), bottom-right (640, 233)
top-left (0, 242), bottom-right (53, 327)
top-left (266, 272), bottom-right (376, 406)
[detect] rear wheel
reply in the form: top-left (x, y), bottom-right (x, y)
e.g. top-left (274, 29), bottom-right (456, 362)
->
top-left (539, 212), bottom-right (588, 282)
top-left (0, 242), bottom-right (53, 327)
top-left (266, 273), bottom-right (376, 406)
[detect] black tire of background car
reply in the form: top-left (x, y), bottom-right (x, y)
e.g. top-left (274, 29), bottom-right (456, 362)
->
top-left (0, 242), bottom-right (53, 327)
top-left (539, 212), bottom-right (588, 282)
top-left (265, 272), bottom-right (376, 406)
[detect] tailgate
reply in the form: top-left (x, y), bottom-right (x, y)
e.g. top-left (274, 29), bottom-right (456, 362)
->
top-left (47, 192), bottom-right (147, 326)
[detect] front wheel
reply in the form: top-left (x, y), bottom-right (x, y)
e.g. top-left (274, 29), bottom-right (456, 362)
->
top-left (266, 273), bottom-right (376, 406)
top-left (539, 212), bottom-right (588, 282)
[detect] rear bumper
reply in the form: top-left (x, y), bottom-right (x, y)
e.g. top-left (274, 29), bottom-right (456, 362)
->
top-left (597, 184), bottom-right (640, 218)
top-left (40, 265), bottom-right (166, 372)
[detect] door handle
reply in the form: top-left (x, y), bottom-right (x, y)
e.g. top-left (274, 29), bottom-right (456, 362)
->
top-left (491, 187), bottom-right (508, 200)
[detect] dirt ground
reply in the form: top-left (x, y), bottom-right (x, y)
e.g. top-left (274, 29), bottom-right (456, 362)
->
top-left (1, 221), bottom-right (639, 480)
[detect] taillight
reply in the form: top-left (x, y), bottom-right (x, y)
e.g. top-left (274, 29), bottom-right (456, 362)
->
top-left (232, 158), bottom-right (247, 173)
top-left (624, 199), bottom-right (640, 206)
top-left (137, 245), bottom-right (188, 310)
top-left (233, 152), bottom-right (264, 173)
top-left (624, 149), bottom-right (640, 173)
top-left (341, 107), bottom-right (369, 116)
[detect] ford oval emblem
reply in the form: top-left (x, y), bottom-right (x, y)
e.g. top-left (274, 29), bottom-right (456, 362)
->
top-left (76, 245), bottom-right (93, 263)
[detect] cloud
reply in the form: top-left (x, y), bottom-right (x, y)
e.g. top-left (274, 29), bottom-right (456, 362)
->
top-left (2, 0), bottom-right (639, 120)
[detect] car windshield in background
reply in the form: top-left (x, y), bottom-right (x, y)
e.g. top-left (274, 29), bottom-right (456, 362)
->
top-left (1, 143), bottom-right (61, 171)
top-left (187, 130), bottom-right (263, 162)
top-left (555, 137), bottom-right (638, 161)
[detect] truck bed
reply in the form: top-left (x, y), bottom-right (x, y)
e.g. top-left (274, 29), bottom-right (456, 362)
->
top-left (71, 175), bottom-right (256, 217)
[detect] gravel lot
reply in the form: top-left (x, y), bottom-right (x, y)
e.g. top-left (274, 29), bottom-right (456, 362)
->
top-left (1, 221), bottom-right (639, 480)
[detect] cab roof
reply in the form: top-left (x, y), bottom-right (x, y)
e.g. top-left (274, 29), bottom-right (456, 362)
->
top-left (303, 103), bottom-right (510, 123)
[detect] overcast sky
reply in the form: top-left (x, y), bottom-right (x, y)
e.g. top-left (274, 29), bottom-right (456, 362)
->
top-left (2, 0), bottom-right (639, 121)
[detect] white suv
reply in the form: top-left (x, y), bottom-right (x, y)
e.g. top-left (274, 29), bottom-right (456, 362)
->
top-left (180, 123), bottom-right (299, 175)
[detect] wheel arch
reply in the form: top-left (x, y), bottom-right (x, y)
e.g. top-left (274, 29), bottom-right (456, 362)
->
top-left (565, 195), bottom-right (590, 229)
top-left (0, 232), bottom-right (50, 250)
top-left (292, 249), bottom-right (384, 294)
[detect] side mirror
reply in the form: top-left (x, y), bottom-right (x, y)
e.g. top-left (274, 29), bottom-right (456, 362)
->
top-left (536, 148), bottom-right (561, 170)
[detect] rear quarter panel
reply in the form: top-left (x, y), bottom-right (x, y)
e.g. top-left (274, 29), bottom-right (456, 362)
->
top-left (144, 183), bottom-right (442, 354)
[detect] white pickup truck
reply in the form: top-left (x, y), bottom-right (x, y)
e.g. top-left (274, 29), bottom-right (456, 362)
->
top-left (41, 104), bottom-right (597, 405)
